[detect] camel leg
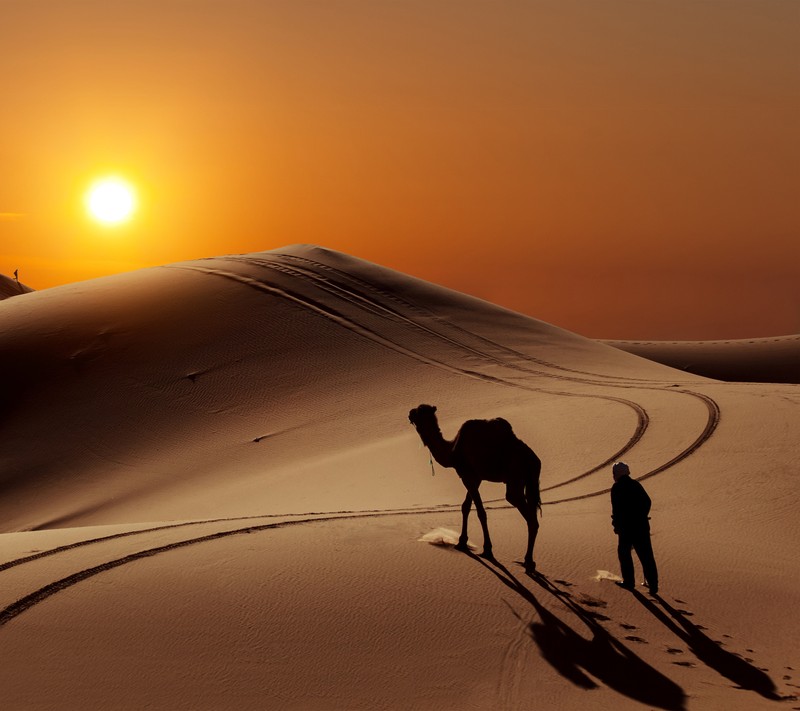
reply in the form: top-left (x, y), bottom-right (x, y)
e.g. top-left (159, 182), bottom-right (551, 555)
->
top-left (455, 491), bottom-right (473, 552)
top-left (506, 481), bottom-right (538, 574)
top-left (523, 511), bottom-right (540, 574)
top-left (472, 488), bottom-right (494, 560)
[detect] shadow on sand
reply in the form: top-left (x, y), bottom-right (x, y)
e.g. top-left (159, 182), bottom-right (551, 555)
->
top-left (636, 591), bottom-right (781, 700)
top-left (467, 553), bottom-right (686, 711)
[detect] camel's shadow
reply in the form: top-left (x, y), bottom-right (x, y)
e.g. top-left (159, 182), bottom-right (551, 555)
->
top-left (466, 552), bottom-right (686, 711)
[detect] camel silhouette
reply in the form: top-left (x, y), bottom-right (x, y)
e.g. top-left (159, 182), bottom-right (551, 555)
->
top-left (408, 404), bottom-right (541, 573)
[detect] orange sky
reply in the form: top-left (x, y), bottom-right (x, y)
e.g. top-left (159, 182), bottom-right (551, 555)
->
top-left (2, 0), bottom-right (798, 339)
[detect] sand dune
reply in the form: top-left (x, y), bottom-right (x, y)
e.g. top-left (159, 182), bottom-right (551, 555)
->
top-left (0, 245), bottom-right (797, 709)
top-left (0, 272), bottom-right (33, 300)
top-left (605, 336), bottom-right (800, 385)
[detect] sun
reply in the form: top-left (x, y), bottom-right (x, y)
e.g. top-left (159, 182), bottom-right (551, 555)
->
top-left (85, 176), bottom-right (137, 225)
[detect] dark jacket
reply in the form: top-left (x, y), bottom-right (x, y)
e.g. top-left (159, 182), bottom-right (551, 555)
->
top-left (611, 475), bottom-right (651, 536)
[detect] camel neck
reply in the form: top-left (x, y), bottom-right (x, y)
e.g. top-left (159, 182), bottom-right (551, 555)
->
top-left (416, 424), bottom-right (454, 469)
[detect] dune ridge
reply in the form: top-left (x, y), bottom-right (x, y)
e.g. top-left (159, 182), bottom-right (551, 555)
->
top-left (605, 336), bottom-right (800, 384)
top-left (0, 272), bottom-right (33, 300)
top-left (0, 245), bottom-right (797, 709)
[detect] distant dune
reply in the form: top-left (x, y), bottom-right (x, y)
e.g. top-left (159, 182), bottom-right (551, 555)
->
top-left (605, 336), bottom-right (800, 384)
top-left (0, 245), bottom-right (797, 710)
top-left (0, 272), bottom-right (33, 300)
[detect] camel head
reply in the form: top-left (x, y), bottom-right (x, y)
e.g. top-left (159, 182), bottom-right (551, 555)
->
top-left (408, 404), bottom-right (453, 469)
top-left (408, 404), bottom-right (438, 431)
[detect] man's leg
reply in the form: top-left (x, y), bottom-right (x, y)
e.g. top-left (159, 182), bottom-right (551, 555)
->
top-left (633, 535), bottom-right (659, 593)
top-left (617, 535), bottom-right (635, 588)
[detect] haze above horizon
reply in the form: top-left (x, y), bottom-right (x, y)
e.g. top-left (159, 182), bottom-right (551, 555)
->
top-left (2, 0), bottom-right (797, 339)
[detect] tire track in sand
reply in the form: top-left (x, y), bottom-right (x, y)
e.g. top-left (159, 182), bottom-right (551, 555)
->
top-left (169, 262), bottom-right (718, 500)
top-left (0, 262), bottom-right (722, 626)
top-left (168, 263), bottom-right (652, 486)
top-left (546, 389), bottom-right (720, 503)
top-left (227, 254), bottom-right (720, 499)
top-left (0, 506), bottom-right (499, 627)
top-left (0, 382), bottom-right (713, 614)
top-left (247, 252), bottom-right (721, 495)
top-left (259, 252), bottom-right (670, 386)
top-left (0, 382), bottom-right (713, 631)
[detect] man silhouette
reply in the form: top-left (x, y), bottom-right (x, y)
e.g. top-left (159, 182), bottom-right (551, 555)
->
top-left (611, 462), bottom-right (658, 594)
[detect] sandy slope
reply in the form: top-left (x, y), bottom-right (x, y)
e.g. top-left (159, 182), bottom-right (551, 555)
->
top-left (0, 272), bottom-right (33, 300)
top-left (0, 245), bottom-right (798, 710)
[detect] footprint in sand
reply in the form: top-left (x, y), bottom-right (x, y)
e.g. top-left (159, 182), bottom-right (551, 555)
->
top-left (672, 661), bottom-right (696, 668)
top-left (554, 579), bottom-right (574, 587)
top-left (625, 635), bottom-right (647, 644)
top-left (620, 623), bottom-right (638, 631)
top-left (666, 647), bottom-right (684, 655)
top-left (577, 593), bottom-right (607, 608)
top-left (576, 594), bottom-right (610, 622)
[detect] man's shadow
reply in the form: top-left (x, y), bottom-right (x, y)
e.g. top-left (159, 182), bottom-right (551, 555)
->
top-left (466, 553), bottom-right (686, 711)
top-left (635, 591), bottom-right (781, 700)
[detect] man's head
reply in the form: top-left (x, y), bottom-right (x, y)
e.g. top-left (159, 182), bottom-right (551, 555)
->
top-left (612, 461), bottom-right (630, 482)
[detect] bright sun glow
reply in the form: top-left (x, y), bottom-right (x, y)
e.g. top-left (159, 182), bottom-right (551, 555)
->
top-left (85, 177), bottom-right (137, 225)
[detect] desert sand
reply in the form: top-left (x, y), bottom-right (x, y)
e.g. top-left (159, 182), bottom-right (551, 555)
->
top-left (0, 245), bottom-right (798, 710)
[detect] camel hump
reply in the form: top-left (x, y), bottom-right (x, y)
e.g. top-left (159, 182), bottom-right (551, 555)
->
top-left (489, 417), bottom-right (515, 438)
top-left (454, 417), bottom-right (522, 464)
top-left (459, 417), bottom-right (515, 437)
top-left (461, 417), bottom-right (517, 443)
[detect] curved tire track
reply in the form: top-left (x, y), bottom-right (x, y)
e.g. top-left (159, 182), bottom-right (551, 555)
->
top-left (0, 505), bottom-right (487, 627)
top-left (0, 504), bottom-right (458, 573)
top-left (254, 253), bottom-right (722, 489)
top-left (0, 262), bottom-right (723, 628)
top-left (0, 386), bottom-right (715, 627)
top-left (252, 254), bottom-right (722, 498)
top-left (168, 263), bottom-right (651, 483)
top-left (169, 259), bottom-right (720, 503)
top-left (263, 252), bottom-right (669, 386)
top-left (546, 389), bottom-right (720, 504)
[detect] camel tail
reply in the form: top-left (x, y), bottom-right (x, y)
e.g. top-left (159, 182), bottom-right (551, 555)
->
top-left (523, 448), bottom-right (543, 516)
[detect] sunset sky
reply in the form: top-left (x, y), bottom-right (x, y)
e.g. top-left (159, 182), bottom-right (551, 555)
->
top-left (2, 0), bottom-right (797, 339)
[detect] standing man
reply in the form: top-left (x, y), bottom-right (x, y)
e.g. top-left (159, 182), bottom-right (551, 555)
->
top-left (611, 461), bottom-right (659, 594)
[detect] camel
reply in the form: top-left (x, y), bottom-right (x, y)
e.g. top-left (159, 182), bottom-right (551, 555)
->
top-left (408, 404), bottom-right (542, 573)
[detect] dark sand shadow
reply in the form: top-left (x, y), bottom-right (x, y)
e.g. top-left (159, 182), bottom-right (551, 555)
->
top-left (468, 553), bottom-right (686, 710)
top-left (636, 591), bottom-right (781, 700)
